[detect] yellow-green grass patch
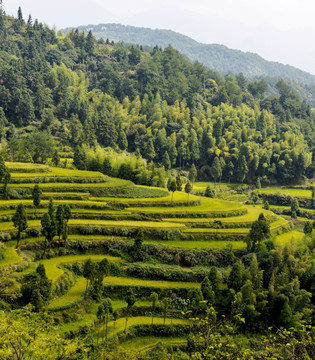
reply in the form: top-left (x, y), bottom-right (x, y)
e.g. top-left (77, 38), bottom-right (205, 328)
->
top-left (120, 336), bottom-right (186, 351)
top-left (144, 240), bottom-right (246, 250)
top-left (102, 316), bottom-right (190, 337)
top-left (274, 230), bottom-right (305, 247)
top-left (90, 191), bottom-right (198, 203)
top-left (103, 276), bottom-right (199, 289)
top-left (7, 163), bottom-right (104, 178)
top-left (39, 254), bottom-right (121, 283)
top-left (129, 197), bottom-right (245, 214)
top-left (193, 182), bottom-right (231, 191)
top-left (183, 228), bottom-right (250, 235)
top-left (0, 241), bottom-right (23, 268)
top-left (257, 188), bottom-right (312, 198)
top-left (0, 219), bottom-right (184, 232)
top-left (163, 206), bottom-right (273, 224)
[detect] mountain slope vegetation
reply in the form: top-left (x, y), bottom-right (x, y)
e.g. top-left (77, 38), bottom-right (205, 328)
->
top-left (0, 9), bottom-right (314, 186)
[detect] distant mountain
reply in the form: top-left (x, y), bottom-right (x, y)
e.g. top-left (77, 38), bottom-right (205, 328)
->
top-left (63, 23), bottom-right (315, 85)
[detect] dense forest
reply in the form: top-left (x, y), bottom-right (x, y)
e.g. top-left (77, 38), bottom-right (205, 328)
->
top-left (0, 9), bottom-right (314, 186)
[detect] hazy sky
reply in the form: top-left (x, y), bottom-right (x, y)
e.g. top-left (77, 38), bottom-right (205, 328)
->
top-left (4, 0), bottom-right (315, 74)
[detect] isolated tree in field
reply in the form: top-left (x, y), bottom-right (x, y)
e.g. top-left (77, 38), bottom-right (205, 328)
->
top-left (263, 200), bottom-right (270, 210)
top-left (185, 182), bottom-right (192, 205)
top-left (150, 292), bottom-right (159, 325)
top-left (205, 185), bottom-right (214, 198)
top-left (41, 199), bottom-right (56, 245)
top-left (291, 198), bottom-right (299, 219)
top-left (125, 288), bottom-right (136, 333)
top-left (168, 179), bottom-right (177, 202)
top-left (12, 203), bottom-right (28, 247)
top-left (211, 157), bottom-right (221, 188)
top-left (32, 184), bottom-right (42, 214)
top-left (51, 149), bottom-right (60, 166)
top-left (55, 205), bottom-right (64, 241)
top-left (63, 204), bottom-right (72, 222)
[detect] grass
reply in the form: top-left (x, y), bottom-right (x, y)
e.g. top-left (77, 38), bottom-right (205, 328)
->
top-left (39, 255), bottom-right (121, 283)
top-left (183, 228), bottom-right (250, 235)
top-left (8, 178), bottom-right (132, 188)
top-left (0, 241), bottom-right (23, 268)
top-left (257, 188), bottom-right (313, 198)
top-left (163, 206), bottom-right (273, 224)
top-left (144, 240), bottom-right (246, 250)
top-left (103, 316), bottom-right (190, 337)
top-left (120, 336), bottom-right (186, 351)
top-left (274, 231), bottom-right (305, 247)
top-left (90, 190), bottom-right (197, 203)
top-left (48, 275), bottom-right (199, 310)
top-left (6, 162), bottom-right (105, 178)
top-left (103, 276), bottom-right (199, 289)
top-left (129, 196), bottom-right (245, 214)
top-left (193, 181), bottom-right (232, 191)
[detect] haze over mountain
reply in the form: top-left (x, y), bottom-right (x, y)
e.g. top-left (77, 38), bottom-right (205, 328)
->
top-left (63, 23), bottom-right (315, 86)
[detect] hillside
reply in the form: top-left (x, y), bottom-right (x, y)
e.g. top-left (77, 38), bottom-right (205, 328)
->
top-left (0, 10), bottom-right (314, 186)
top-left (64, 23), bottom-right (315, 85)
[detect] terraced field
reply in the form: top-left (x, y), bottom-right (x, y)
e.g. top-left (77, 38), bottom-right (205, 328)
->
top-left (257, 187), bottom-right (313, 198)
top-left (0, 162), bottom-right (295, 349)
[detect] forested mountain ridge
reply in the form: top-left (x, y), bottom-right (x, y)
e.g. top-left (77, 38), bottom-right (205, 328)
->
top-left (0, 9), bottom-right (314, 186)
top-left (63, 23), bottom-right (315, 84)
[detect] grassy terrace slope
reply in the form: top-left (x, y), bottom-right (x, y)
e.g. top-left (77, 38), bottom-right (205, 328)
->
top-left (129, 197), bottom-right (245, 214)
top-left (257, 188), bottom-right (313, 198)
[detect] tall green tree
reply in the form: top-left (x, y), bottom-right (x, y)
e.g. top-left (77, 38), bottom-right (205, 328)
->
top-left (12, 203), bottom-right (28, 247)
top-left (32, 185), bottom-right (42, 215)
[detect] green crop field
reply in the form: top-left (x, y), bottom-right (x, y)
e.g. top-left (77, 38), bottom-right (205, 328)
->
top-left (8, 178), bottom-right (132, 188)
top-left (39, 255), bottom-right (121, 283)
top-left (0, 241), bottom-right (23, 268)
top-left (6, 162), bottom-right (105, 178)
top-left (163, 206), bottom-right (273, 224)
top-left (102, 316), bottom-right (190, 338)
top-left (90, 190), bottom-right (197, 203)
top-left (103, 276), bottom-right (199, 289)
top-left (144, 240), bottom-right (246, 250)
top-left (120, 336), bottom-right (186, 351)
top-left (257, 188), bottom-right (313, 198)
top-left (193, 182), bottom-right (232, 191)
top-left (129, 197), bottom-right (245, 214)
top-left (274, 231), bottom-right (305, 247)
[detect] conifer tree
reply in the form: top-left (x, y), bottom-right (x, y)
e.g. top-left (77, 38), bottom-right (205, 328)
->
top-left (12, 203), bottom-right (28, 248)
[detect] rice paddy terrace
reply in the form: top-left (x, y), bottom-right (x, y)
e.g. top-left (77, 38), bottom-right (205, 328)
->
top-left (0, 162), bottom-right (301, 351)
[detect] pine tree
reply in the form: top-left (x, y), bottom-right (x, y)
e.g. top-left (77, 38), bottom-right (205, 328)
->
top-left (32, 185), bottom-right (42, 215)
top-left (12, 203), bottom-right (28, 247)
